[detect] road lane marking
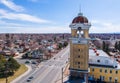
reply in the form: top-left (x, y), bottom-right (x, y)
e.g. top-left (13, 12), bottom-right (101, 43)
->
top-left (32, 66), bottom-right (52, 83)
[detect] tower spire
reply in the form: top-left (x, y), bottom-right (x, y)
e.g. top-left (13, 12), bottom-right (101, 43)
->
top-left (79, 4), bottom-right (81, 13)
top-left (78, 4), bottom-right (83, 16)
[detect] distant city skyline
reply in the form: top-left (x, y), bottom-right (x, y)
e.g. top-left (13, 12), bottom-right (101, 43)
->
top-left (0, 0), bottom-right (120, 33)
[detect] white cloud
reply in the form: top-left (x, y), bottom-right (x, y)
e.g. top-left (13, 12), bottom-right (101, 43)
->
top-left (0, 0), bottom-right (25, 12)
top-left (0, 9), bottom-right (7, 15)
top-left (0, 9), bottom-right (51, 23)
top-left (0, 26), bottom-right (70, 33)
top-left (90, 20), bottom-right (120, 33)
top-left (0, 19), bottom-right (29, 27)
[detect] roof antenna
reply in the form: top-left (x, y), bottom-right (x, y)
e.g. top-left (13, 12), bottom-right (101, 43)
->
top-left (78, 3), bottom-right (83, 16)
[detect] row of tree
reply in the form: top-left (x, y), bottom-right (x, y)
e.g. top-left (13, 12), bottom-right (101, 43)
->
top-left (102, 41), bottom-right (109, 53)
top-left (0, 55), bottom-right (20, 78)
top-left (102, 41), bottom-right (120, 54)
top-left (58, 41), bottom-right (68, 50)
top-left (115, 41), bottom-right (120, 51)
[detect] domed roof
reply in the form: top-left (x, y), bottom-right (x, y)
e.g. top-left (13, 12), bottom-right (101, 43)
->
top-left (72, 13), bottom-right (88, 23)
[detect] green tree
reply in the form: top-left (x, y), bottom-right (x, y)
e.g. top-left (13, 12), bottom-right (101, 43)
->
top-left (115, 42), bottom-right (118, 50)
top-left (0, 55), bottom-right (7, 77)
top-left (58, 43), bottom-right (63, 50)
top-left (118, 41), bottom-right (120, 51)
top-left (105, 44), bottom-right (109, 53)
top-left (54, 37), bottom-right (57, 42)
top-left (102, 41), bottom-right (106, 51)
top-left (63, 41), bottom-right (68, 47)
top-left (0, 55), bottom-right (6, 62)
top-left (8, 57), bottom-right (20, 73)
top-left (114, 41), bottom-right (120, 51)
top-left (102, 41), bottom-right (109, 53)
top-left (0, 55), bottom-right (20, 78)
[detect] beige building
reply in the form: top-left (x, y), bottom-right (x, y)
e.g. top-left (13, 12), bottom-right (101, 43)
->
top-left (89, 48), bottom-right (120, 83)
top-left (69, 10), bottom-right (120, 83)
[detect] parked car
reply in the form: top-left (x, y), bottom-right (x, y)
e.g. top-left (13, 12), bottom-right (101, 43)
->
top-left (25, 61), bottom-right (30, 64)
top-left (31, 61), bottom-right (37, 64)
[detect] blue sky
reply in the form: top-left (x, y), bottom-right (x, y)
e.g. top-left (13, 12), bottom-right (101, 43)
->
top-left (0, 0), bottom-right (120, 33)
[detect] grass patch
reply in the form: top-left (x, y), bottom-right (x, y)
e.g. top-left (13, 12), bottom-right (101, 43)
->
top-left (0, 64), bottom-right (28, 83)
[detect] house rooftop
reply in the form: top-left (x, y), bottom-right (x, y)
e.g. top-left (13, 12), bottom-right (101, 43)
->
top-left (89, 49), bottom-right (120, 69)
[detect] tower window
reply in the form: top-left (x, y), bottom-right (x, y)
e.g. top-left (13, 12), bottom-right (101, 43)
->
top-left (78, 49), bottom-right (81, 51)
top-left (109, 77), bottom-right (112, 82)
top-left (115, 77), bottom-right (118, 83)
top-left (78, 41), bottom-right (81, 43)
top-left (100, 69), bottom-right (102, 72)
top-left (116, 70), bottom-right (118, 74)
top-left (105, 69), bottom-right (107, 73)
top-left (110, 70), bottom-right (112, 73)
top-left (78, 62), bottom-right (80, 64)
top-left (92, 68), bottom-right (94, 72)
top-left (78, 55), bottom-right (80, 58)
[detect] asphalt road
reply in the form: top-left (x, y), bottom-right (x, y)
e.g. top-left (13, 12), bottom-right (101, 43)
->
top-left (14, 46), bottom-right (69, 83)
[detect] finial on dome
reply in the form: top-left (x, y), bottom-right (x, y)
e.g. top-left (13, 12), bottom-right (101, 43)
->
top-left (78, 4), bottom-right (83, 16)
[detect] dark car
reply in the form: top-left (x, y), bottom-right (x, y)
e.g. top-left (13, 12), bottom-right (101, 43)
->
top-left (25, 61), bottom-right (30, 64)
top-left (27, 76), bottom-right (33, 82)
top-left (27, 79), bottom-right (31, 82)
top-left (32, 61), bottom-right (37, 64)
top-left (29, 76), bottom-right (33, 79)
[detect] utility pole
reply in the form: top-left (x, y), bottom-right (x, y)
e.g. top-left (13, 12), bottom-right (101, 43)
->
top-left (62, 68), bottom-right (63, 83)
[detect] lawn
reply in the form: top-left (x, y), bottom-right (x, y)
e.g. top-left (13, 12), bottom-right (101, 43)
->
top-left (0, 64), bottom-right (28, 83)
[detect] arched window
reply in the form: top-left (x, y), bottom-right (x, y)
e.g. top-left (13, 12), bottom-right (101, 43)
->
top-left (115, 77), bottom-right (118, 83)
top-left (109, 77), bottom-right (112, 82)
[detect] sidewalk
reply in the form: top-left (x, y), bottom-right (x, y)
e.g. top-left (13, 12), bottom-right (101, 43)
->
top-left (56, 64), bottom-right (70, 83)
top-left (11, 53), bottom-right (32, 83)
top-left (11, 65), bottom-right (32, 83)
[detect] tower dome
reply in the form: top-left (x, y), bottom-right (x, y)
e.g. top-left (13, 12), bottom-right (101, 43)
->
top-left (72, 13), bottom-right (88, 23)
top-left (69, 12), bottom-right (91, 38)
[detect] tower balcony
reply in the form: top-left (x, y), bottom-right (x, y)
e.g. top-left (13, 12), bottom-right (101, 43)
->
top-left (69, 37), bottom-right (89, 44)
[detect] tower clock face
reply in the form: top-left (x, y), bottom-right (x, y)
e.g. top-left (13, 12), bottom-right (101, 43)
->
top-left (78, 27), bottom-right (82, 31)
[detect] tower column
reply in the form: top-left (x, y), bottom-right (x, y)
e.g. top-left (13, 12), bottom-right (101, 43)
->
top-left (84, 29), bottom-right (89, 38)
top-left (71, 29), bottom-right (77, 37)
